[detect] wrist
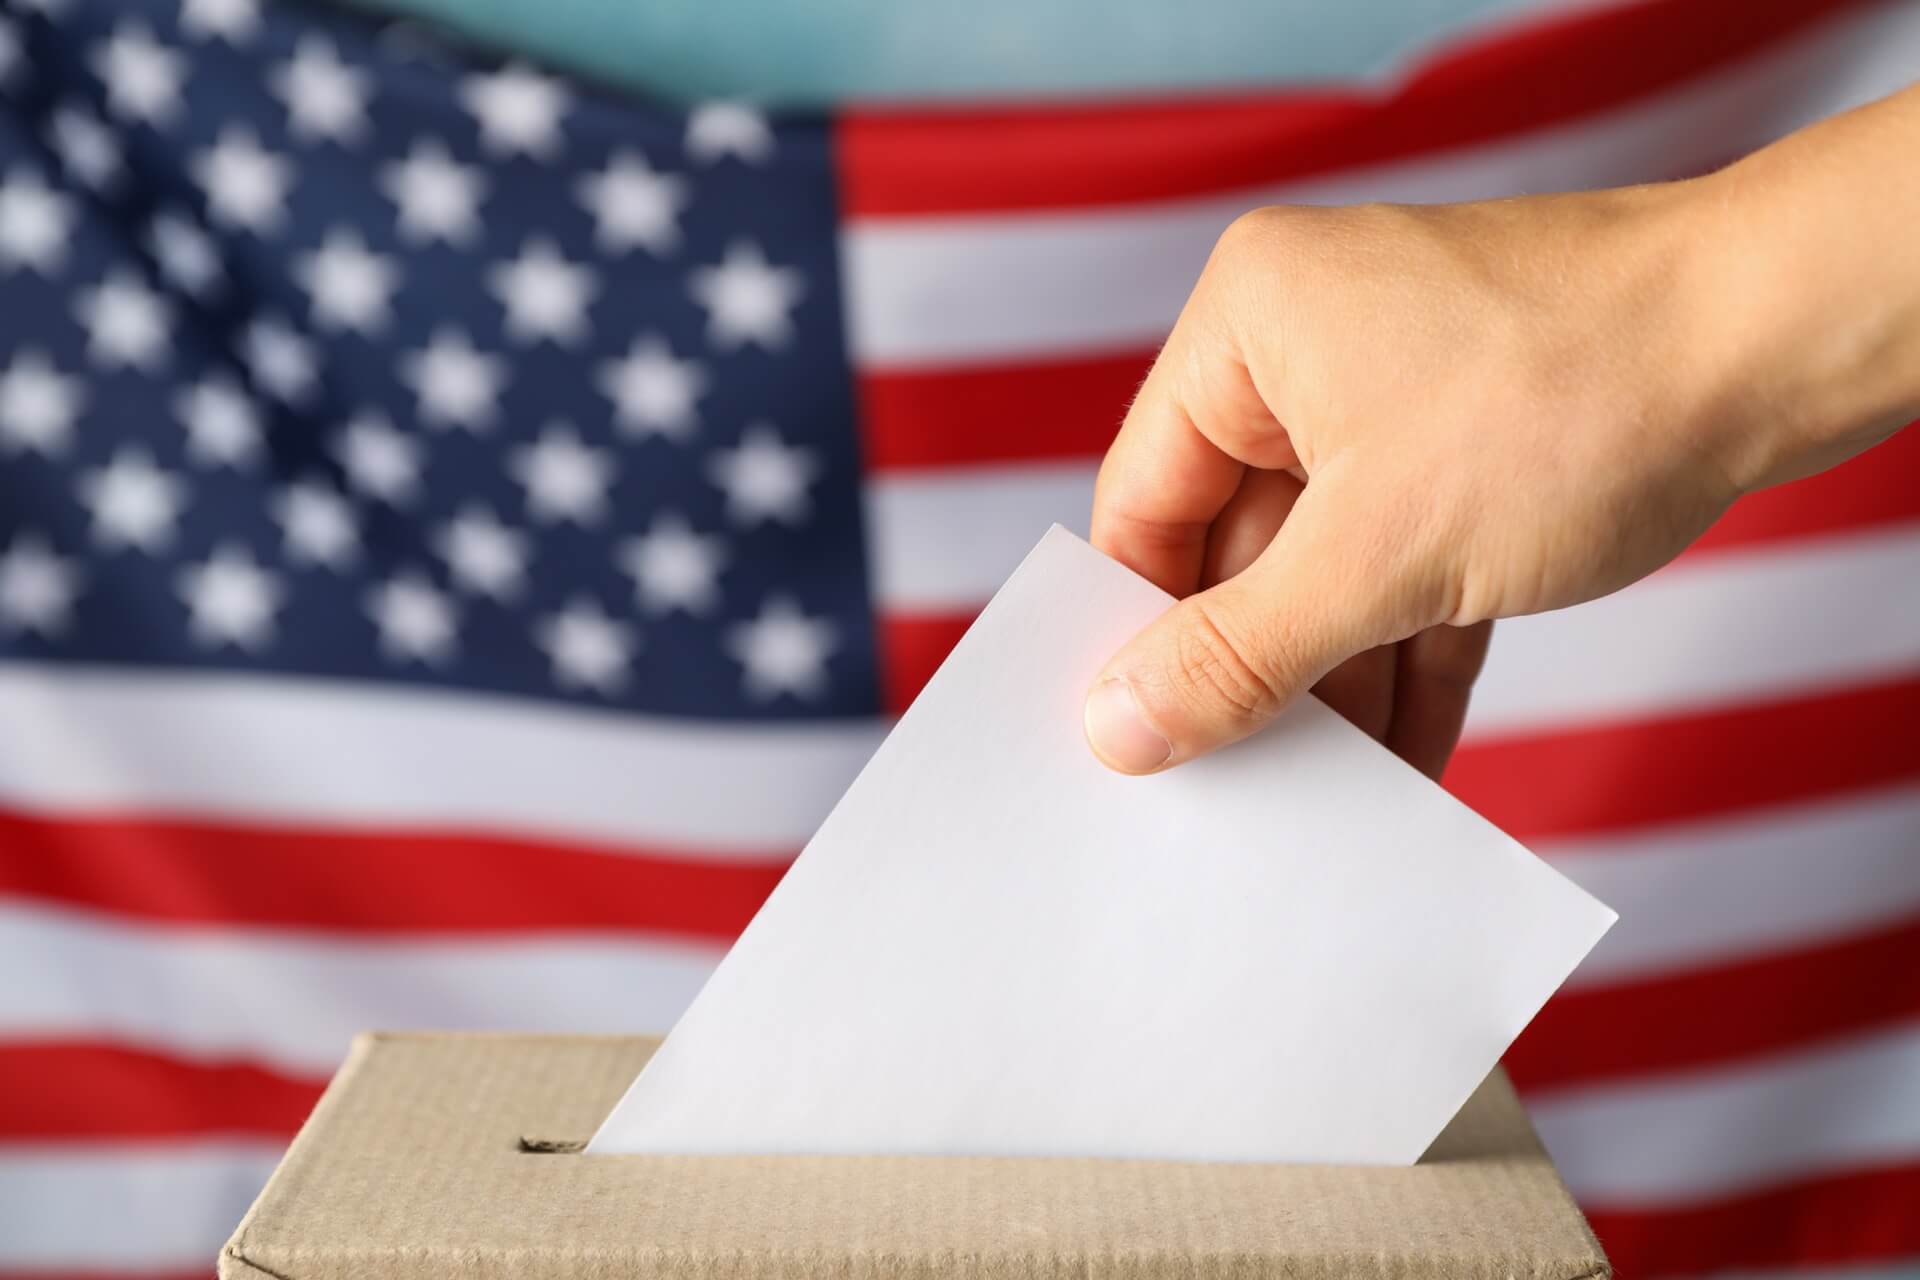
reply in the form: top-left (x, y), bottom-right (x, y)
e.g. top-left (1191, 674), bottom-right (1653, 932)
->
top-left (1681, 96), bottom-right (1920, 493)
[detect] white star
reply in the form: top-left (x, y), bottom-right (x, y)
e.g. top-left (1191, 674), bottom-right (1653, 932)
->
top-left (0, 534), bottom-right (83, 637)
top-left (576, 151), bottom-right (687, 256)
top-left (78, 447), bottom-right (188, 553)
top-left (179, 0), bottom-right (260, 43)
top-left (366, 571), bottom-right (458, 665)
top-left (174, 373), bottom-right (263, 467)
top-left (686, 102), bottom-right (773, 165)
top-left (689, 241), bottom-right (803, 351)
top-left (93, 22), bottom-right (185, 127)
top-left (434, 505), bottom-right (529, 601)
top-left (399, 328), bottom-right (506, 432)
top-left (381, 141), bottom-right (486, 246)
top-left (74, 270), bottom-right (171, 371)
top-left (178, 543), bottom-right (282, 651)
top-left (0, 167), bottom-right (75, 274)
top-left (295, 227), bottom-right (399, 335)
top-left (271, 36), bottom-right (370, 144)
top-left (146, 210), bottom-right (224, 299)
top-left (597, 335), bottom-right (706, 441)
top-left (0, 349), bottom-right (84, 457)
top-left (535, 597), bottom-right (635, 695)
top-left (727, 596), bottom-right (835, 701)
top-left (242, 315), bottom-right (318, 406)
top-left (334, 410), bottom-right (422, 505)
top-left (193, 127), bottom-right (292, 235)
top-left (510, 422), bottom-right (612, 525)
top-left (619, 513), bottom-right (725, 616)
top-left (273, 481), bottom-right (358, 569)
top-left (460, 63), bottom-right (568, 158)
top-left (489, 237), bottom-right (597, 346)
top-left (709, 423), bottom-right (817, 526)
top-left (48, 103), bottom-right (122, 192)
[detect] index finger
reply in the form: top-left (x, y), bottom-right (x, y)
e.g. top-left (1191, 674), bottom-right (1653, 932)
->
top-left (1089, 347), bottom-right (1245, 597)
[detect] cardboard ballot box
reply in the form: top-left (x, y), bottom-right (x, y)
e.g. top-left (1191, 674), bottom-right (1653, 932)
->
top-left (220, 1032), bottom-right (1609, 1280)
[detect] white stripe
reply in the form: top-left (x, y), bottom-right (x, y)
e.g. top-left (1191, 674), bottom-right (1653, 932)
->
top-left (0, 663), bottom-right (880, 855)
top-left (1531, 1020), bottom-right (1920, 1204)
top-left (845, 2), bottom-right (1920, 368)
top-left (1545, 784), bottom-right (1920, 989)
top-left (1466, 525), bottom-right (1920, 737)
top-left (0, 1140), bottom-right (282, 1271)
top-left (0, 1142), bottom-right (279, 1271)
top-left (873, 497), bottom-right (1920, 734)
top-left (867, 464), bottom-right (1094, 611)
top-left (0, 901), bottom-right (721, 1076)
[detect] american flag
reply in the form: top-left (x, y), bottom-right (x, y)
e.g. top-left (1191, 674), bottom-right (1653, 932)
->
top-left (2, 0), bottom-right (1918, 1274)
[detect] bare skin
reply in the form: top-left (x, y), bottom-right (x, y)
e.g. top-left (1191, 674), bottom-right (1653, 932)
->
top-left (1084, 83), bottom-right (1920, 779)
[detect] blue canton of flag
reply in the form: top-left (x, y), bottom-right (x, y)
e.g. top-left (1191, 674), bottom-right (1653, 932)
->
top-left (0, 0), bottom-right (877, 721)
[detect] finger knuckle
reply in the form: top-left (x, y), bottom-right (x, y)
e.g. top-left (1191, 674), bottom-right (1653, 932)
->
top-left (1217, 208), bottom-right (1270, 252)
top-left (1169, 601), bottom-right (1285, 725)
top-left (1210, 207), bottom-right (1291, 272)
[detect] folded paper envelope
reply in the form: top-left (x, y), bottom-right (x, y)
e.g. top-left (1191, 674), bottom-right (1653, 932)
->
top-left (219, 1032), bottom-right (1609, 1280)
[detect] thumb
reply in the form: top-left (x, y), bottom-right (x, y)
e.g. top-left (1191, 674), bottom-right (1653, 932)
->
top-left (1083, 480), bottom-right (1427, 773)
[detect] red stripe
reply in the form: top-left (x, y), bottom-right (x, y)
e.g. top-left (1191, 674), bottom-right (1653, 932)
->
top-left (1509, 913), bottom-right (1920, 1094)
top-left (1446, 672), bottom-right (1920, 841)
top-left (859, 352), bottom-right (1141, 472)
top-left (863, 281), bottom-right (1917, 507)
top-left (1579, 1159), bottom-right (1920, 1276)
top-left (0, 811), bottom-right (785, 938)
top-left (17, 914), bottom-right (1907, 1144)
top-left (863, 357), bottom-right (1917, 535)
top-left (859, 293), bottom-right (1914, 502)
top-left (1691, 421), bottom-right (1920, 558)
top-left (881, 643), bottom-right (1920, 834)
top-left (885, 612), bottom-right (1920, 758)
top-left (870, 429), bottom-right (1920, 710)
top-left (839, 0), bottom-right (1865, 217)
top-left (0, 1042), bottom-right (320, 1141)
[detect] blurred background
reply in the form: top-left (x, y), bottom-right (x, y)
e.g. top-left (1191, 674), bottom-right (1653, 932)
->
top-left (1, 0), bottom-right (1917, 1275)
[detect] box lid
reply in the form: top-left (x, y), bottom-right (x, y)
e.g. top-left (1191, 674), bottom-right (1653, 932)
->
top-left (221, 1032), bottom-right (1608, 1280)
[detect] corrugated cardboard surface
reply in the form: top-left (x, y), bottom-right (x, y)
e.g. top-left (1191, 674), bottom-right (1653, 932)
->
top-left (221, 1033), bottom-right (1609, 1280)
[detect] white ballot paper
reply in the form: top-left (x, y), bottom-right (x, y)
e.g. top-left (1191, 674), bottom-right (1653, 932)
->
top-left (591, 526), bottom-right (1615, 1164)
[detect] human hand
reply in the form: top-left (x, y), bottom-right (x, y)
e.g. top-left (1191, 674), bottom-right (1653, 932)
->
top-left (1083, 88), bottom-right (1920, 777)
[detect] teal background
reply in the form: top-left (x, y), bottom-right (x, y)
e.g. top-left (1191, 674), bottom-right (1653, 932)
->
top-left (356, 0), bottom-right (1531, 105)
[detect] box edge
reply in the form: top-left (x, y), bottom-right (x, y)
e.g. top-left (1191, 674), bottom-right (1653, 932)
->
top-left (215, 1031), bottom-right (385, 1280)
top-left (210, 1035), bottom-right (1615, 1280)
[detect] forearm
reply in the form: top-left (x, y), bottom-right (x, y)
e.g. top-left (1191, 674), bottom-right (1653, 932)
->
top-left (1691, 82), bottom-right (1920, 491)
top-left (1083, 83), bottom-right (1920, 773)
